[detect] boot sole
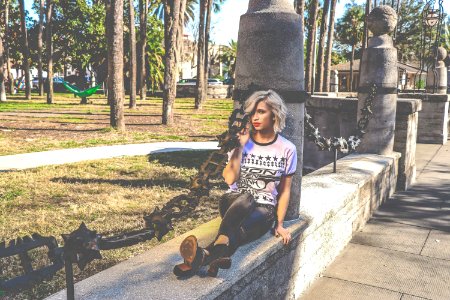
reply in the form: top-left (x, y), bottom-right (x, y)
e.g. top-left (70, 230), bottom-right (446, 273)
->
top-left (179, 235), bottom-right (198, 266)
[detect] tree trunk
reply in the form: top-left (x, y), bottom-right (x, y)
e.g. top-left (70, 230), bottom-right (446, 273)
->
top-left (79, 67), bottom-right (88, 104)
top-left (204, 0), bottom-right (213, 88)
top-left (5, 0), bottom-right (14, 95)
top-left (316, 0), bottom-right (330, 92)
top-left (138, 0), bottom-right (148, 100)
top-left (323, 0), bottom-right (336, 92)
top-left (305, 0), bottom-right (319, 93)
top-left (295, 0), bottom-right (305, 30)
top-left (176, 0), bottom-right (187, 80)
top-left (350, 43), bottom-right (355, 92)
top-left (0, 36), bottom-right (5, 101)
top-left (162, 0), bottom-right (182, 125)
top-left (38, 0), bottom-right (45, 96)
top-left (129, 0), bottom-right (137, 108)
top-left (107, 0), bottom-right (125, 130)
top-left (19, 0), bottom-right (31, 100)
top-left (195, 0), bottom-right (207, 109)
top-left (46, 0), bottom-right (54, 104)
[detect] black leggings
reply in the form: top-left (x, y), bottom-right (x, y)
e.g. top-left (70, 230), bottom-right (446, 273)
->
top-left (209, 192), bottom-right (275, 255)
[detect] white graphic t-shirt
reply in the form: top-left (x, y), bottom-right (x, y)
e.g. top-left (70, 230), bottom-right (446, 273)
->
top-left (228, 134), bottom-right (297, 206)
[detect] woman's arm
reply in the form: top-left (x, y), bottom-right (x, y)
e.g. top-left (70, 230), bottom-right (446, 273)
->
top-left (274, 175), bottom-right (293, 245)
top-left (222, 127), bottom-right (250, 185)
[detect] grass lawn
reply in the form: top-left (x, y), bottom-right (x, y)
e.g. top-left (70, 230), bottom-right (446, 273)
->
top-left (0, 151), bottom-right (226, 299)
top-left (0, 92), bottom-right (233, 156)
top-left (0, 92), bottom-right (232, 299)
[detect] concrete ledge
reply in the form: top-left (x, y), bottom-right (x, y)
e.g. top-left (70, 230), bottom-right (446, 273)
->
top-left (47, 153), bottom-right (399, 300)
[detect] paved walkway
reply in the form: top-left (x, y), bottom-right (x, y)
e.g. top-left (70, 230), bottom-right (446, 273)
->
top-left (0, 141), bottom-right (219, 171)
top-left (301, 143), bottom-right (450, 300)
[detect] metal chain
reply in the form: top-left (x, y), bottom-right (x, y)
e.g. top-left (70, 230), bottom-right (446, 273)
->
top-left (304, 84), bottom-right (377, 154)
top-left (0, 106), bottom-right (250, 295)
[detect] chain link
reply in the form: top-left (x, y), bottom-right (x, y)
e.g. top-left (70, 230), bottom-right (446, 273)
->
top-left (304, 84), bottom-right (377, 154)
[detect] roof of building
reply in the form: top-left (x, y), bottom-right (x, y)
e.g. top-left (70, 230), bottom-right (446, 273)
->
top-left (331, 59), bottom-right (422, 73)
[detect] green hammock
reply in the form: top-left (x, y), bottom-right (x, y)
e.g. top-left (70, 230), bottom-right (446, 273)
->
top-left (62, 80), bottom-right (102, 98)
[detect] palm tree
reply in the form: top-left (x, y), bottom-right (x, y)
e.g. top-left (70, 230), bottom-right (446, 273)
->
top-left (162, 0), bottom-right (183, 125)
top-left (38, 0), bottom-right (44, 96)
top-left (107, 0), bottom-right (125, 130)
top-left (316, 0), bottom-right (331, 92)
top-left (323, 0), bottom-right (337, 92)
top-left (219, 39), bottom-right (237, 80)
top-left (129, 0), bottom-right (137, 108)
top-left (305, 0), bottom-right (319, 93)
top-left (295, 0), bottom-right (305, 35)
top-left (139, 0), bottom-right (148, 100)
top-left (19, 0), bottom-right (31, 100)
top-left (46, 0), bottom-right (54, 104)
top-left (335, 3), bottom-right (364, 92)
top-left (4, 0), bottom-right (14, 95)
top-left (0, 35), bottom-right (5, 101)
top-left (195, 0), bottom-right (207, 109)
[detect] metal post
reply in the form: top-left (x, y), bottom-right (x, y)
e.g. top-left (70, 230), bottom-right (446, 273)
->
top-left (64, 258), bottom-right (75, 300)
top-left (333, 148), bottom-right (337, 173)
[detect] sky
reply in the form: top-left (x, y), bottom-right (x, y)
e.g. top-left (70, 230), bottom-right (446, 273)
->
top-left (25, 0), bottom-right (450, 46)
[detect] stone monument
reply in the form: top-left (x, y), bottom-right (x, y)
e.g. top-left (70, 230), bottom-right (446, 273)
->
top-left (233, 0), bottom-right (305, 220)
top-left (357, 5), bottom-right (398, 155)
top-left (330, 70), bottom-right (339, 93)
top-left (426, 47), bottom-right (448, 94)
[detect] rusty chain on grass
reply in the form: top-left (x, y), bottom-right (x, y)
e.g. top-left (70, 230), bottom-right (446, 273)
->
top-left (0, 106), bottom-right (249, 297)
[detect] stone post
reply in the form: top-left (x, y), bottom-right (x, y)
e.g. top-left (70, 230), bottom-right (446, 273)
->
top-left (330, 70), bottom-right (339, 93)
top-left (426, 47), bottom-right (448, 94)
top-left (233, 0), bottom-right (305, 220)
top-left (357, 6), bottom-right (398, 155)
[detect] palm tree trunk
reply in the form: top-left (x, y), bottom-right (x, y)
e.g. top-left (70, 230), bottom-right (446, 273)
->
top-left (0, 36), bottom-right (5, 101)
top-left (162, 0), bottom-right (182, 125)
top-left (305, 0), bottom-right (319, 93)
top-left (107, 0), bottom-right (125, 130)
top-left (38, 0), bottom-right (44, 96)
top-left (316, 0), bottom-right (330, 92)
top-left (129, 0), bottom-right (137, 108)
top-left (195, 0), bottom-right (207, 109)
top-left (46, 0), bottom-right (54, 104)
top-left (5, 0), bottom-right (13, 95)
top-left (295, 0), bottom-right (305, 30)
top-left (350, 43), bottom-right (355, 92)
top-left (176, 0), bottom-right (187, 80)
top-left (19, 0), bottom-right (31, 100)
top-left (323, 0), bottom-right (336, 92)
top-left (204, 0), bottom-right (212, 83)
top-left (138, 0), bottom-right (148, 100)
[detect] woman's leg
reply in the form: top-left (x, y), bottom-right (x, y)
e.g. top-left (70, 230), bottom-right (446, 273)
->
top-left (216, 192), bottom-right (256, 246)
top-left (228, 205), bottom-right (275, 255)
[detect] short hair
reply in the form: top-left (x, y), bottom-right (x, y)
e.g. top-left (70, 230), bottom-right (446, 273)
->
top-left (244, 90), bottom-right (287, 133)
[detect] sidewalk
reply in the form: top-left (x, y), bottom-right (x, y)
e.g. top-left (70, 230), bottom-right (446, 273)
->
top-left (0, 141), bottom-right (219, 171)
top-left (301, 143), bottom-right (450, 300)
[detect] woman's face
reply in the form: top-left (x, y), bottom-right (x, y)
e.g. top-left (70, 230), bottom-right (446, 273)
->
top-left (251, 100), bottom-right (275, 133)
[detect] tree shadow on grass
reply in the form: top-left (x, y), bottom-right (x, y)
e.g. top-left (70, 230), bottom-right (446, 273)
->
top-left (51, 177), bottom-right (189, 189)
top-left (148, 150), bottom-right (216, 170)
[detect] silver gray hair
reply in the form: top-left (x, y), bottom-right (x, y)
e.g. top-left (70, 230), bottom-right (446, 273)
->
top-left (244, 90), bottom-right (287, 133)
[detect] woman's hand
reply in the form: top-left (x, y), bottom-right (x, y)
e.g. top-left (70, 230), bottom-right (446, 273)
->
top-left (274, 224), bottom-right (291, 245)
top-left (238, 125), bottom-right (250, 147)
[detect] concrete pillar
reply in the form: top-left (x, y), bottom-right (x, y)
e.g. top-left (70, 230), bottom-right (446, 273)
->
top-left (426, 47), bottom-right (448, 94)
top-left (330, 70), bottom-right (339, 93)
top-left (233, 0), bottom-right (305, 220)
top-left (357, 6), bottom-right (398, 155)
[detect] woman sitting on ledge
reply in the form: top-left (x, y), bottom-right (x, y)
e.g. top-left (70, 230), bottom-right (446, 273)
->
top-left (173, 90), bottom-right (297, 277)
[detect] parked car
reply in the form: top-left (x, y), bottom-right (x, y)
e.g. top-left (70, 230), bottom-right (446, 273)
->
top-left (222, 77), bottom-right (234, 85)
top-left (177, 78), bottom-right (223, 86)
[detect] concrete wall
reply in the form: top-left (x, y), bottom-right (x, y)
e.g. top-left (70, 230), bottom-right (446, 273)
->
top-left (47, 153), bottom-right (400, 300)
top-left (398, 93), bottom-right (449, 144)
top-left (176, 84), bottom-right (233, 99)
top-left (304, 96), bottom-right (421, 190)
